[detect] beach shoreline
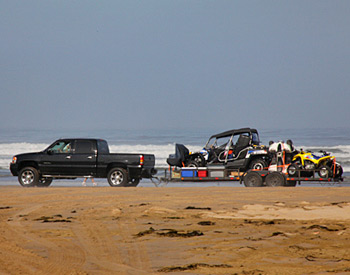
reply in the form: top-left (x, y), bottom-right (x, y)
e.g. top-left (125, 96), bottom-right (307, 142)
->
top-left (1, 186), bottom-right (350, 274)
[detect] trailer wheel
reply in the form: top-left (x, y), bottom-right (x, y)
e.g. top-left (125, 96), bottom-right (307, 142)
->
top-left (265, 172), bottom-right (285, 187)
top-left (243, 171), bottom-right (263, 187)
top-left (107, 168), bottom-right (128, 187)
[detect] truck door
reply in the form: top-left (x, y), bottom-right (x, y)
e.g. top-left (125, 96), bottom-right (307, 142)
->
top-left (40, 140), bottom-right (75, 175)
top-left (70, 140), bottom-right (97, 176)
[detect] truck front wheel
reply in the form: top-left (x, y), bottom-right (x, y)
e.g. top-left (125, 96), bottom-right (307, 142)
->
top-left (107, 168), bottom-right (128, 187)
top-left (18, 167), bottom-right (39, 187)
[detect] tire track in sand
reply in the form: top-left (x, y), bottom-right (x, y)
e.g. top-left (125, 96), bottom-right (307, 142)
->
top-left (72, 211), bottom-right (152, 274)
top-left (3, 203), bottom-right (86, 274)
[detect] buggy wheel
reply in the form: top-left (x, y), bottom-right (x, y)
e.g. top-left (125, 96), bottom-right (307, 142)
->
top-left (243, 171), bottom-right (263, 187)
top-left (318, 165), bottom-right (332, 178)
top-left (249, 159), bottom-right (267, 170)
top-left (107, 168), bottom-right (128, 187)
top-left (186, 161), bottom-right (199, 168)
top-left (265, 172), bottom-right (285, 187)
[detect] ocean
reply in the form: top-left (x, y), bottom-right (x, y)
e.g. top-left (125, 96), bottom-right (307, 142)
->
top-left (1, 127), bottom-right (349, 186)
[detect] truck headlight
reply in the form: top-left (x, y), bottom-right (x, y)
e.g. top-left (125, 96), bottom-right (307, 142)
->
top-left (11, 157), bottom-right (17, 164)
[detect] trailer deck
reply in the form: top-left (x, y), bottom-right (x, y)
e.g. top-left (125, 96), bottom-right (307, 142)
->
top-left (153, 166), bottom-right (343, 187)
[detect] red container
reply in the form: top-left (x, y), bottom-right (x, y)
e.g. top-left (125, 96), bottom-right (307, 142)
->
top-left (198, 169), bottom-right (208, 177)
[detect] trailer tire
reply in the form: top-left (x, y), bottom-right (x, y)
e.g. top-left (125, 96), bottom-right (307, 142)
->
top-left (243, 171), bottom-right (263, 187)
top-left (265, 172), bottom-right (285, 187)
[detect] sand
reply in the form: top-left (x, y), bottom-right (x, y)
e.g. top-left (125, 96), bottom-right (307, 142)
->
top-left (1, 186), bottom-right (350, 275)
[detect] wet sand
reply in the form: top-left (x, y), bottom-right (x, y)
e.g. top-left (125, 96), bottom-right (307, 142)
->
top-left (1, 186), bottom-right (350, 274)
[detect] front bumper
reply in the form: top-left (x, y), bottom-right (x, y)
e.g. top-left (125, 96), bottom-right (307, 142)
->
top-left (10, 163), bottom-right (19, 176)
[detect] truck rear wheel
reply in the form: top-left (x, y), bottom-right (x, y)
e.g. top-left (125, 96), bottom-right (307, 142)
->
top-left (265, 172), bottom-right (285, 187)
top-left (108, 168), bottom-right (128, 187)
top-left (243, 171), bottom-right (263, 187)
top-left (18, 167), bottom-right (39, 187)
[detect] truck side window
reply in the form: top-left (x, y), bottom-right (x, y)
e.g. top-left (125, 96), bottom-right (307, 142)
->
top-left (50, 141), bottom-right (72, 154)
top-left (97, 140), bottom-right (109, 154)
top-left (75, 141), bottom-right (95, 154)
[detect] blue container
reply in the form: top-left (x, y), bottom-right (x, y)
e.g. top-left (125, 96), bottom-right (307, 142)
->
top-left (181, 168), bottom-right (197, 177)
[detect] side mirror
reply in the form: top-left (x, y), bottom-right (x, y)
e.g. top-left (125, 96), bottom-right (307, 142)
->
top-left (47, 149), bottom-right (54, 155)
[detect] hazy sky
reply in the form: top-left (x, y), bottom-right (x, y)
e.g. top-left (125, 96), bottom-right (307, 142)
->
top-left (1, 1), bottom-right (350, 131)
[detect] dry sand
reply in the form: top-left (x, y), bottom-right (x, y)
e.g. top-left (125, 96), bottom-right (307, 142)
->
top-left (1, 186), bottom-right (350, 274)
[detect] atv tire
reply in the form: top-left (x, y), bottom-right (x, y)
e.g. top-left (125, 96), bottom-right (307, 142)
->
top-left (318, 165), bottom-right (332, 178)
top-left (287, 163), bottom-right (299, 177)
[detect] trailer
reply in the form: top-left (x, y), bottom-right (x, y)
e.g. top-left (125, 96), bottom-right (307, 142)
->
top-left (161, 132), bottom-right (344, 187)
top-left (153, 165), bottom-right (343, 187)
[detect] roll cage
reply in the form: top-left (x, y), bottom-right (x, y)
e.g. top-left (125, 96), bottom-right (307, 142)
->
top-left (204, 128), bottom-right (261, 163)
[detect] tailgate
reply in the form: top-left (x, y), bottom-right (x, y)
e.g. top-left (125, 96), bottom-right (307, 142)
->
top-left (143, 154), bottom-right (155, 167)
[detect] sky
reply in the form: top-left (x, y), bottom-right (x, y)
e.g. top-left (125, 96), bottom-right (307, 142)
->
top-left (1, 1), bottom-right (350, 131)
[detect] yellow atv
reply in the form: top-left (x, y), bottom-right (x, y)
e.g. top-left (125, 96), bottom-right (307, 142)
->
top-left (287, 149), bottom-right (343, 178)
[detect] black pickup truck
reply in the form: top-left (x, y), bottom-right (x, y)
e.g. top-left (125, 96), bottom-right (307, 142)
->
top-left (10, 138), bottom-right (156, 187)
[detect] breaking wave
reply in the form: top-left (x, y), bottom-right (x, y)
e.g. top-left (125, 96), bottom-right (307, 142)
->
top-left (0, 142), bottom-right (349, 172)
top-left (0, 142), bottom-right (202, 170)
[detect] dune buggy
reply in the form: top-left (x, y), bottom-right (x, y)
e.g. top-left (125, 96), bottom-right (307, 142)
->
top-left (167, 128), bottom-right (270, 171)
